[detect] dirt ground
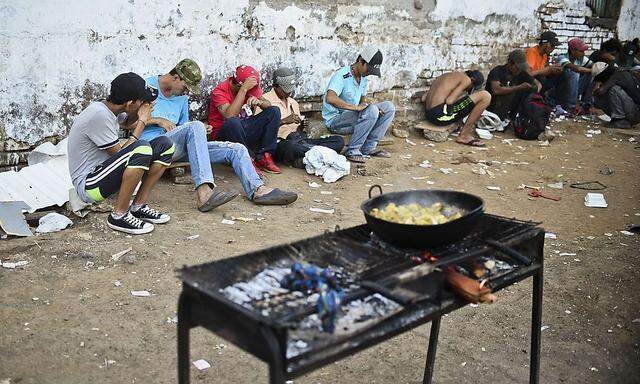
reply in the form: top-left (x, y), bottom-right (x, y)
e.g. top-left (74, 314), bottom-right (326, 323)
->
top-left (1, 118), bottom-right (639, 384)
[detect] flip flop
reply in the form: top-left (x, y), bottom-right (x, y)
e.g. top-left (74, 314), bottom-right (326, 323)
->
top-left (252, 188), bottom-right (298, 206)
top-left (197, 189), bottom-right (239, 212)
top-left (346, 154), bottom-right (367, 163)
top-left (368, 149), bottom-right (391, 158)
top-left (456, 138), bottom-right (485, 147)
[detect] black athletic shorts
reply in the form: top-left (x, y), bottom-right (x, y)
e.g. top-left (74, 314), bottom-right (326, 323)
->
top-left (84, 137), bottom-right (174, 202)
top-left (425, 96), bottom-right (476, 126)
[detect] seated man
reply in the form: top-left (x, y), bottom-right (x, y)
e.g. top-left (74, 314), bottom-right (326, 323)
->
top-left (68, 73), bottom-right (173, 235)
top-left (421, 70), bottom-right (491, 147)
top-left (555, 38), bottom-right (594, 115)
top-left (486, 50), bottom-right (540, 121)
top-left (208, 65), bottom-right (282, 174)
top-left (140, 59), bottom-right (298, 207)
top-left (593, 64), bottom-right (640, 129)
top-left (322, 47), bottom-right (396, 163)
top-left (525, 31), bottom-right (564, 99)
top-left (259, 67), bottom-right (344, 168)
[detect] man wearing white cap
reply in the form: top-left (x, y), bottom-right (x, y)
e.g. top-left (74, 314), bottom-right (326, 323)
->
top-left (593, 63), bottom-right (640, 128)
top-left (260, 67), bottom-right (344, 167)
top-left (322, 47), bottom-right (396, 163)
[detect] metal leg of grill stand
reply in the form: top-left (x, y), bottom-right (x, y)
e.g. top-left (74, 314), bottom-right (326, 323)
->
top-left (177, 292), bottom-right (191, 384)
top-left (260, 326), bottom-right (286, 384)
top-left (529, 268), bottom-right (543, 384)
top-left (422, 316), bottom-right (442, 384)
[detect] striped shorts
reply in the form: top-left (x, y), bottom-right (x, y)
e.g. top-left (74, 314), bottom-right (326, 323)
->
top-left (84, 137), bottom-right (174, 202)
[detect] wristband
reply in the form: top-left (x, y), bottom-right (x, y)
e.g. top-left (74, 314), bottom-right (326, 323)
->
top-left (138, 119), bottom-right (147, 126)
top-left (130, 133), bottom-right (139, 140)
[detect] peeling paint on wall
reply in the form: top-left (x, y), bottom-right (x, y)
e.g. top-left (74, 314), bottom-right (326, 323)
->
top-left (0, 0), bottom-right (633, 152)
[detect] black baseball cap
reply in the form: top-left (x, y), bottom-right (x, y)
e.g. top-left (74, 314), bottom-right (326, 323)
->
top-left (360, 46), bottom-right (383, 77)
top-left (465, 70), bottom-right (484, 91)
top-left (109, 72), bottom-right (158, 104)
top-left (539, 31), bottom-right (560, 46)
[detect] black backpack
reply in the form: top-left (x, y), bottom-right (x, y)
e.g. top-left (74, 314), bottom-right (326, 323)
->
top-left (513, 93), bottom-right (552, 140)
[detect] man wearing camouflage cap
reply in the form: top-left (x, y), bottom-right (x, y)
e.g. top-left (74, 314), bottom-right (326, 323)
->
top-left (140, 59), bottom-right (297, 210)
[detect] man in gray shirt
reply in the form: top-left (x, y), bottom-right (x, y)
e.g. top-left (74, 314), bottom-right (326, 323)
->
top-left (68, 72), bottom-right (174, 234)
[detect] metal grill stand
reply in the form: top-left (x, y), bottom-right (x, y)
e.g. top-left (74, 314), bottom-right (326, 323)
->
top-left (177, 215), bottom-right (544, 384)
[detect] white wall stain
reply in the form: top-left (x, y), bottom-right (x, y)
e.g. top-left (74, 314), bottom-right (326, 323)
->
top-left (0, 0), bottom-right (634, 145)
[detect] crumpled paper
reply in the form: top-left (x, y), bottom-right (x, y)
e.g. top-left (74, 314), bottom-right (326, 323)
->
top-left (303, 146), bottom-right (350, 183)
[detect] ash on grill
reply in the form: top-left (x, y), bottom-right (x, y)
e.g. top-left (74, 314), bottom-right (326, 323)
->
top-left (287, 293), bottom-right (401, 358)
top-left (220, 264), bottom-right (356, 317)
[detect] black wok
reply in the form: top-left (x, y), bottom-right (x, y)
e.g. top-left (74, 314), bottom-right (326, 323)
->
top-left (361, 185), bottom-right (484, 249)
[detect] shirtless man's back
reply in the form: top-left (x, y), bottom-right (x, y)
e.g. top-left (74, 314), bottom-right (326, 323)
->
top-left (421, 70), bottom-right (491, 147)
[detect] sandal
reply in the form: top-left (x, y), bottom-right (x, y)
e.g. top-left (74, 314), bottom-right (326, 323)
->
top-left (455, 138), bottom-right (485, 147)
top-left (252, 188), bottom-right (298, 206)
top-left (197, 189), bottom-right (239, 212)
top-left (346, 154), bottom-right (367, 163)
top-left (368, 149), bottom-right (391, 158)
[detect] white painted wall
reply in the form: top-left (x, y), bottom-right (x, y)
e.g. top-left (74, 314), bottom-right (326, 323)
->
top-left (0, 0), bottom-right (633, 144)
top-left (618, 0), bottom-right (640, 40)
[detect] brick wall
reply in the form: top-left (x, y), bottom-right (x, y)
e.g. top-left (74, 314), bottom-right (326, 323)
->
top-left (538, 4), bottom-right (615, 52)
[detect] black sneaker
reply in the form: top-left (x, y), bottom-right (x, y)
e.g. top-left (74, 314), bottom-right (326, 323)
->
top-left (107, 211), bottom-right (154, 235)
top-left (130, 204), bottom-right (171, 224)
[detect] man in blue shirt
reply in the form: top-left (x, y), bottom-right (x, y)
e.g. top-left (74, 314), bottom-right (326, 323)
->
top-left (322, 47), bottom-right (396, 163)
top-left (140, 59), bottom-right (298, 209)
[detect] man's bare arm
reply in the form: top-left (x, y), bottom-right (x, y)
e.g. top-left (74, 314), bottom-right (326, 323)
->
top-left (326, 90), bottom-right (366, 111)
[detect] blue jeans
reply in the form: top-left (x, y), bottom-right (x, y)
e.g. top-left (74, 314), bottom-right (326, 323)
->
top-left (163, 121), bottom-right (263, 199)
top-left (556, 70), bottom-right (594, 110)
top-left (217, 106), bottom-right (280, 157)
top-left (326, 101), bottom-right (395, 156)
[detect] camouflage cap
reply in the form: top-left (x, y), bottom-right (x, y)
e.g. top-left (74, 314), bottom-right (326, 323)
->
top-left (175, 58), bottom-right (203, 95)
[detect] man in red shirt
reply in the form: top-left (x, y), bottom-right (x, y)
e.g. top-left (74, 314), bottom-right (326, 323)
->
top-left (208, 65), bottom-right (281, 174)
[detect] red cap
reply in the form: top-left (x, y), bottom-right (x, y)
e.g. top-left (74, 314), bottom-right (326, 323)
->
top-left (234, 65), bottom-right (263, 98)
top-left (568, 38), bottom-right (588, 52)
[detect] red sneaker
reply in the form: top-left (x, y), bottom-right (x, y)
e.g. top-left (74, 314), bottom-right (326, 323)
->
top-left (251, 159), bottom-right (264, 178)
top-left (255, 153), bottom-right (281, 174)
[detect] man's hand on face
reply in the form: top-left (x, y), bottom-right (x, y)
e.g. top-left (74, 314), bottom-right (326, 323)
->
top-left (137, 103), bottom-right (152, 123)
top-left (204, 124), bottom-right (213, 135)
top-left (158, 119), bottom-right (177, 132)
top-left (240, 76), bottom-right (259, 93)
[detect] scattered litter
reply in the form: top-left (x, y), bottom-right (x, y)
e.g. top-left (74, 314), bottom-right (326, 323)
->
top-left (586, 129), bottom-right (601, 135)
top-left (193, 359), bottom-right (211, 370)
top-left (186, 234), bottom-right (200, 240)
top-left (472, 168), bottom-right (487, 176)
top-left (559, 253), bottom-right (577, 256)
top-left (405, 138), bottom-right (417, 146)
top-left (111, 248), bottom-right (132, 262)
top-left (541, 325), bottom-right (550, 331)
top-left (310, 207), bottom-right (335, 214)
top-left (486, 186), bottom-right (501, 191)
top-left (419, 160), bottom-right (432, 168)
top-left (475, 129), bottom-right (493, 140)
top-left (599, 167), bottom-right (614, 176)
top-left (221, 219), bottom-right (235, 225)
top-left (565, 310), bottom-right (571, 314)
top-left (114, 281), bottom-right (122, 287)
top-left (32, 297), bottom-right (39, 301)
top-left (308, 181), bottom-right (320, 188)
top-left (590, 367), bottom-right (599, 372)
top-left (501, 139), bottom-right (514, 145)
top-left (232, 217), bottom-right (254, 222)
top-left (426, 181), bottom-right (435, 185)
top-left (597, 114), bottom-right (611, 123)
top-left (130, 290), bottom-right (151, 297)
top-left (585, 134), bottom-right (593, 138)
top-left (539, 140), bottom-right (550, 147)
top-left (320, 191), bottom-right (333, 195)
top-left (620, 231), bottom-right (635, 236)
top-left (35, 212), bottom-right (73, 233)
top-left (586, 236), bottom-right (595, 240)
top-left (604, 233), bottom-right (613, 237)
top-left (412, 176), bottom-right (430, 180)
top-left (547, 182), bottom-right (563, 190)
top-left (439, 168), bottom-right (452, 175)
top-left (382, 183), bottom-right (394, 187)
top-left (584, 193), bottom-right (608, 208)
top-left (167, 316), bottom-right (178, 324)
top-left (632, 318), bottom-right (640, 323)
top-left (544, 233), bottom-right (557, 239)
top-left (400, 154), bottom-right (413, 160)
top-left (2, 260), bottom-right (29, 269)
